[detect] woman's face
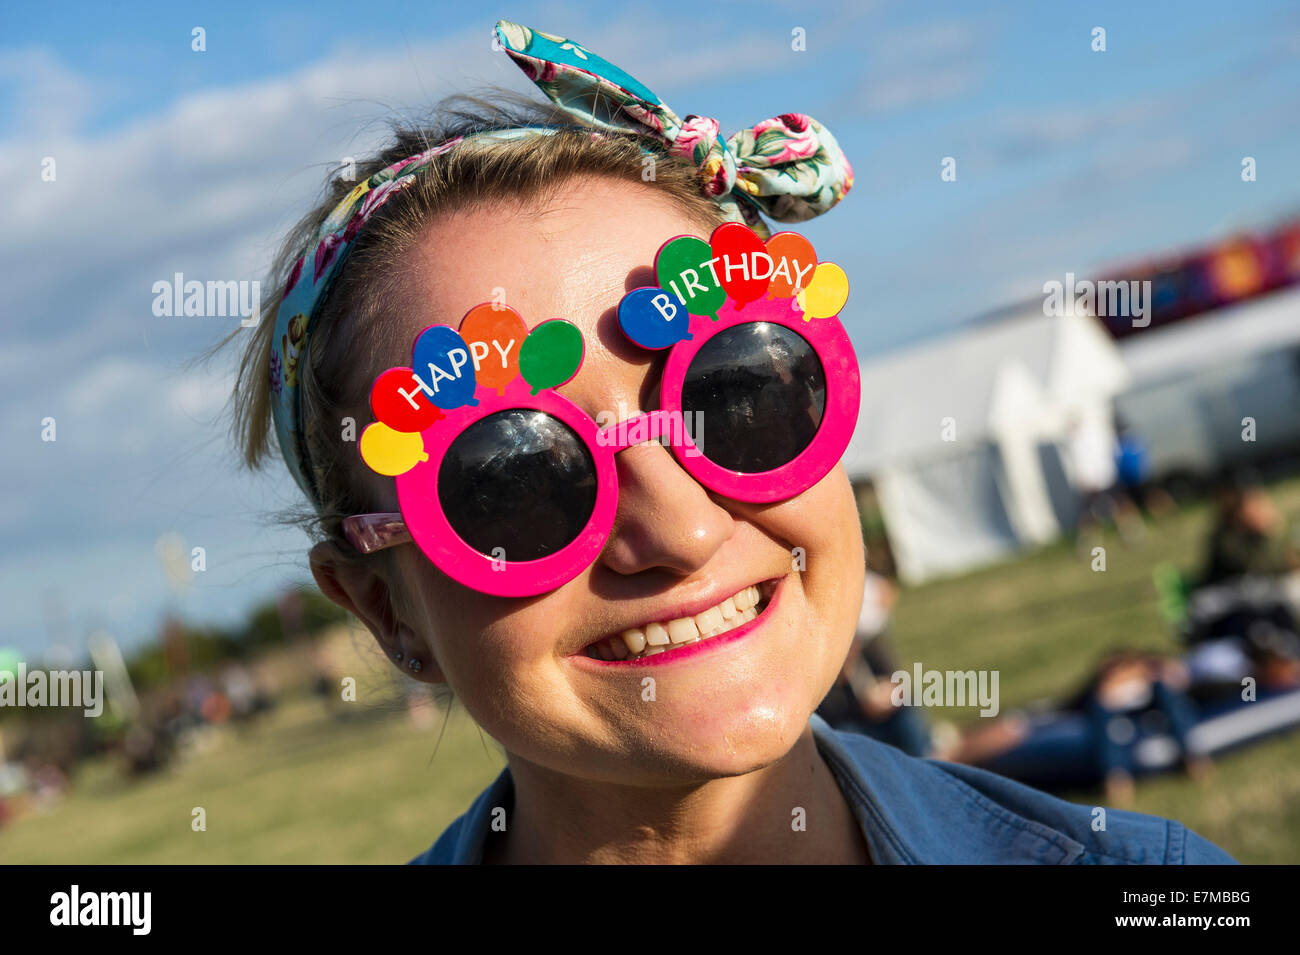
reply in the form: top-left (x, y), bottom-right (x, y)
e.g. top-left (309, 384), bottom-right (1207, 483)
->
top-left (386, 175), bottom-right (864, 786)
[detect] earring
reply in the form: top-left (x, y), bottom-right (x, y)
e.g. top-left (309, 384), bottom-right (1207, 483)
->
top-left (392, 649), bottom-right (404, 663)
top-left (407, 658), bottom-right (423, 674)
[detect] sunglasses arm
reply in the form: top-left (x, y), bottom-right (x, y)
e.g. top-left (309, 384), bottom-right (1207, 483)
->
top-left (341, 513), bottom-right (411, 554)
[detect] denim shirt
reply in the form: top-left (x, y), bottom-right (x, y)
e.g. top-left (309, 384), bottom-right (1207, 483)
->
top-left (410, 713), bottom-right (1236, 864)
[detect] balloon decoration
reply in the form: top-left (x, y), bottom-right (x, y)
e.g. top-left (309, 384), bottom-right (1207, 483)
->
top-left (519, 319), bottom-right (585, 394)
top-left (618, 286), bottom-right (694, 349)
top-left (411, 325), bottom-right (478, 410)
top-left (765, 232), bottom-right (817, 300)
top-left (357, 223), bottom-right (854, 484)
top-left (370, 367), bottom-right (444, 433)
top-left (358, 305), bottom-right (592, 479)
top-left (459, 303), bottom-right (526, 396)
top-left (709, 222), bottom-right (771, 310)
top-left (359, 422), bottom-right (428, 476)
top-left (795, 263), bottom-right (850, 321)
top-left (616, 224), bottom-right (849, 349)
top-left (655, 235), bottom-right (726, 321)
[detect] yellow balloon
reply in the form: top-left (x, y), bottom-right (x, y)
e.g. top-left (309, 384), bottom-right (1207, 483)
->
top-left (360, 422), bottom-right (428, 476)
top-left (795, 262), bottom-right (850, 320)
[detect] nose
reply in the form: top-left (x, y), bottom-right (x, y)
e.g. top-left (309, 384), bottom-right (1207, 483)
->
top-left (598, 440), bottom-right (736, 578)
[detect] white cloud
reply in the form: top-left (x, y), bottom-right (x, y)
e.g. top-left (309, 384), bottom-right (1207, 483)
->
top-left (0, 46), bottom-right (97, 137)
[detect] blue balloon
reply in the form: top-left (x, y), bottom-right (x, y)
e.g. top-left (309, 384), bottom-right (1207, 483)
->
top-left (411, 325), bottom-right (478, 410)
top-left (618, 287), bottom-right (694, 350)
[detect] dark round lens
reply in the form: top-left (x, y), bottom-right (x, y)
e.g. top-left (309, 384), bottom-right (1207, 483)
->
top-left (437, 410), bottom-right (597, 562)
top-left (680, 322), bottom-right (826, 473)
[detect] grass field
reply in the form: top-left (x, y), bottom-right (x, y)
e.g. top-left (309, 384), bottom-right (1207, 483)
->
top-left (4, 479), bottom-right (1300, 864)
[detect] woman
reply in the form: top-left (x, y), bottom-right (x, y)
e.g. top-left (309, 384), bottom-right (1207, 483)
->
top-left (229, 20), bottom-right (1233, 864)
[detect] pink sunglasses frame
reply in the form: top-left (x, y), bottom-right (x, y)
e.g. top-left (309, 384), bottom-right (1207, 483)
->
top-left (342, 292), bottom-right (860, 598)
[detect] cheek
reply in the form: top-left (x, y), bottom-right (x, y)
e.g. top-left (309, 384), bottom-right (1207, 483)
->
top-left (411, 573), bottom-right (578, 746)
top-left (772, 464), bottom-right (861, 577)
top-left (764, 466), bottom-right (864, 670)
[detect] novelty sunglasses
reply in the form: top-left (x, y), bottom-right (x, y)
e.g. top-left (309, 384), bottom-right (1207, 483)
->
top-left (342, 224), bottom-right (860, 598)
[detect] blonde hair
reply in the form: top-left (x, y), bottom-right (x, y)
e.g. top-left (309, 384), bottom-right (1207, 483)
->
top-left (223, 92), bottom-right (731, 584)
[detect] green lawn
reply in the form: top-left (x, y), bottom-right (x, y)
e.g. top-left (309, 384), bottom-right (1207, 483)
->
top-left (4, 479), bottom-right (1299, 864)
top-left (1, 696), bottom-right (506, 864)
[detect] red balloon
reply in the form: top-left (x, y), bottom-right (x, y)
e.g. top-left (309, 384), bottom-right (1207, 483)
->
top-left (370, 366), bottom-right (444, 433)
top-left (709, 222), bottom-right (770, 310)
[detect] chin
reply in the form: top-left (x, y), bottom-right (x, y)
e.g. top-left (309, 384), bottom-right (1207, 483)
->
top-left (642, 689), bottom-right (816, 781)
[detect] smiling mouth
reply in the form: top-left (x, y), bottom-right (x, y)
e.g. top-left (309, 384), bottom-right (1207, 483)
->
top-left (582, 578), bottom-right (779, 663)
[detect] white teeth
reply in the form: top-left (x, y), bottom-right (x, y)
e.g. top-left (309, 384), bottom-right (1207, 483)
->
top-left (621, 629), bottom-right (647, 654)
top-left (694, 606), bottom-right (724, 635)
top-left (589, 581), bottom-right (775, 662)
top-left (645, 622), bottom-right (670, 646)
top-left (667, 617), bottom-right (700, 644)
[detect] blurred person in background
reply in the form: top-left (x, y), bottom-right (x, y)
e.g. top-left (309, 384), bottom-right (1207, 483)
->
top-left (1114, 417), bottom-right (1176, 521)
top-left (816, 564), bottom-right (934, 755)
top-left (1200, 473), bottom-right (1299, 588)
top-left (970, 651), bottom-right (1213, 802)
top-left (1078, 653), bottom-right (1211, 806)
top-left (817, 567), bottom-right (1047, 766)
top-left (1068, 412), bottom-right (1144, 548)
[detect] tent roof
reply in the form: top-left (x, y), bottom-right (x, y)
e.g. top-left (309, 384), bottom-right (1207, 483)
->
top-left (1119, 285), bottom-right (1300, 385)
top-left (843, 309), bottom-right (1128, 476)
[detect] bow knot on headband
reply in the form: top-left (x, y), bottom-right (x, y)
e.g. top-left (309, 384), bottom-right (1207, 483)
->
top-left (493, 21), bottom-right (854, 229)
top-left (270, 19), bottom-right (855, 503)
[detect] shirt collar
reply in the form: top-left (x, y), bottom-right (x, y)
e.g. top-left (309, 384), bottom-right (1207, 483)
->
top-left (444, 769), bottom-right (514, 864)
top-left (810, 713), bottom-right (1086, 864)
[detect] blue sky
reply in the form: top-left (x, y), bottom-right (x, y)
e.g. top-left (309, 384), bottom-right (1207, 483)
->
top-left (4, 0), bottom-right (1299, 660)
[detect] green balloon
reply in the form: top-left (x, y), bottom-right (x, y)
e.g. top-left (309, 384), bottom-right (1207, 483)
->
top-left (519, 320), bottom-right (584, 395)
top-left (657, 236), bottom-right (726, 320)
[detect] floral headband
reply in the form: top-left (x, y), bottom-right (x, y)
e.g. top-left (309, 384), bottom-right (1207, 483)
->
top-left (270, 19), bottom-right (855, 503)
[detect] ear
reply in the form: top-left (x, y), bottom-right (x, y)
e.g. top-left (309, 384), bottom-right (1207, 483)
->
top-left (308, 541), bottom-right (445, 683)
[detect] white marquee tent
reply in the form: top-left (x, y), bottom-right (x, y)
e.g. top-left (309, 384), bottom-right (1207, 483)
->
top-left (1114, 285), bottom-right (1300, 477)
top-left (842, 308), bottom-right (1130, 583)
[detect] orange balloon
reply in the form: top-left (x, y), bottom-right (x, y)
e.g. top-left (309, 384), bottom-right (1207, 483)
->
top-left (459, 303), bottom-right (527, 396)
top-left (765, 232), bottom-right (818, 299)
